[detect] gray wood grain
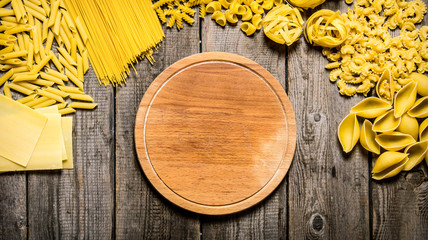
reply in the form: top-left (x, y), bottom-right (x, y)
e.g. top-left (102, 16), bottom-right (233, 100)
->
top-left (372, 6), bottom-right (428, 239)
top-left (114, 23), bottom-right (201, 239)
top-left (287, 1), bottom-right (370, 239)
top-left (0, 173), bottom-right (27, 240)
top-left (200, 17), bottom-right (287, 239)
top-left (27, 67), bottom-right (115, 239)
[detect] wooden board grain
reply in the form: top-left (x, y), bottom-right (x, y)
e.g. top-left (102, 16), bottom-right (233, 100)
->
top-left (200, 17), bottom-right (288, 238)
top-left (287, 1), bottom-right (370, 239)
top-left (115, 23), bottom-right (201, 238)
top-left (135, 52), bottom-right (296, 215)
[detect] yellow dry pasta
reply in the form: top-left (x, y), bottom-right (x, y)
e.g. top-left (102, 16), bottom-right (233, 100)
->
top-left (403, 141), bottom-right (428, 171)
top-left (211, 11), bottom-right (226, 26)
top-left (305, 10), bottom-right (349, 48)
top-left (360, 120), bottom-right (380, 154)
top-left (68, 101), bottom-right (97, 109)
top-left (337, 113), bottom-right (360, 153)
top-left (372, 151), bottom-right (408, 180)
top-left (287, 0), bottom-right (325, 9)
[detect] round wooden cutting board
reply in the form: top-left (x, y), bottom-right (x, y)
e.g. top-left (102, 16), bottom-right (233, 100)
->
top-left (135, 52), bottom-right (296, 215)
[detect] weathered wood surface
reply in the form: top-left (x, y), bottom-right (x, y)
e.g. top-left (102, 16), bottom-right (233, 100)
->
top-left (1, 1), bottom-right (428, 239)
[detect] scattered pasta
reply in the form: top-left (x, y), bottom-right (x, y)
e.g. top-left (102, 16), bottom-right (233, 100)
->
top-left (0, 0), bottom-right (97, 115)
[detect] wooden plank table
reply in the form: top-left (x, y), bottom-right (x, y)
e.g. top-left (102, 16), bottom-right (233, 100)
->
top-left (1, 1), bottom-right (428, 239)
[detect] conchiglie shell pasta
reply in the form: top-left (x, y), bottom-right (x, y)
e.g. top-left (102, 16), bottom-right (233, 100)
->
top-left (350, 97), bottom-right (391, 118)
top-left (372, 110), bottom-right (401, 133)
top-left (394, 81), bottom-right (418, 118)
top-left (376, 69), bottom-right (395, 103)
top-left (372, 151), bottom-right (408, 180)
top-left (375, 132), bottom-right (416, 151)
top-left (403, 141), bottom-right (428, 171)
top-left (397, 113), bottom-right (419, 140)
top-left (338, 113), bottom-right (360, 153)
top-left (408, 72), bottom-right (428, 96)
top-left (420, 118), bottom-right (428, 142)
top-left (408, 97), bottom-right (428, 118)
top-left (360, 120), bottom-right (380, 154)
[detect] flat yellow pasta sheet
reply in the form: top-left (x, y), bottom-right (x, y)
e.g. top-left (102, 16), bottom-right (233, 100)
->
top-left (61, 117), bottom-right (73, 169)
top-left (0, 113), bottom-right (62, 171)
top-left (0, 94), bottom-right (47, 167)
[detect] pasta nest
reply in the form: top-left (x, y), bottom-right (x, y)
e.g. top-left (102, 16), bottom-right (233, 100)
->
top-left (304, 9), bottom-right (349, 48)
top-left (262, 4), bottom-right (304, 46)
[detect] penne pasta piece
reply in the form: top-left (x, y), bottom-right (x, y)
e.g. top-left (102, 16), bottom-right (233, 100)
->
top-left (60, 9), bottom-right (76, 33)
top-left (0, 68), bottom-right (14, 86)
top-left (0, 0), bottom-right (11, 8)
top-left (26, 41), bottom-right (33, 69)
top-left (47, 0), bottom-right (59, 27)
top-left (12, 66), bottom-right (28, 73)
top-left (375, 132), bottom-right (416, 151)
top-left (33, 98), bottom-right (55, 108)
top-left (0, 50), bottom-right (27, 60)
top-left (41, 18), bottom-right (48, 42)
top-left (59, 55), bottom-right (77, 76)
top-left (53, 102), bottom-right (67, 109)
top-left (70, 38), bottom-right (77, 62)
top-left (58, 85), bottom-right (82, 94)
top-left (68, 101), bottom-right (97, 110)
top-left (15, 81), bottom-right (39, 91)
top-left (49, 51), bottom-right (63, 72)
top-left (0, 58), bottom-right (23, 65)
top-left (29, 78), bottom-right (53, 86)
top-left (73, 31), bottom-right (85, 53)
top-left (372, 151), bottom-right (408, 180)
top-left (39, 0), bottom-right (49, 16)
top-left (44, 30), bottom-right (54, 52)
top-left (25, 95), bottom-right (48, 107)
top-left (397, 113), bottom-right (419, 140)
top-left (372, 110), bottom-right (401, 133)
top-left (12, 73), bottom-right (38, 82)
top-left (0, 64), bottom-right (12, 71)
top-left (65, 69), bottom-right (83, 90)
top-left (57, 46), bottom-right (77, 66)
top-left (68, 93), bottom-right (93, 102)
top-left (36, 88), bottom-right (64, 102)
top-left (77, 54), bottom-right (83, 81)
top-left (360, 120), bottom-right (380, 154)
top-left (82, 49), bottom-right (89, 73)
top-left (8, 82), bottom-right (34, 95)
top-left (3, 83), bottom-right (12, 98)
top-left (59, 107), bottom-right (75, 115)
top-left (58, 25), bottom-right (71, 51)
top-left (11, 0), bottom-right (24, 22)
top-left (338, 113), bottom-right (360, 153)
top-left (32, 27), bottom-right (39, 54)
top-left (0, 45), bottom-right (13, 55)
top-left (394, 81), bottom-right (418, 118)
top-left (23, 0), bottom-right (46, 17)
top-left (16, 33), bottom-right (24, 51)
top-left (46, 68), bottom-right (67, 80)
top-left (403, 141), bottom-right (428, 171)
top-left (25, 6), bottom-right (46, 22)
top-left (0, 8), bottom-right (14, 17)
top-left (52, 10), bottom-right (60, 35)
top-left (74, 16), bottom-right (87, 44)
top-left (44, 86), bottom-right (68, 97)
top-left (4, 24), bottom-right (33, 35)
top-left (39, 72), bottom-right (64, 85)
top-left (30, 53), bottom-right (52, 73)
top-left (16, 93), bottom-right (36, 103)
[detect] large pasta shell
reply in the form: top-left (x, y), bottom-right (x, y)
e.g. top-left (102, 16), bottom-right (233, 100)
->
top-left (375, 132), bottom-right (416, 151)
top-left (338, 113), bottom-right (360, 153)
top-left (403, 141), bottom-right (428, 171)
top-left (420, 118), bottom-right (428, 142)
top-left (376, 69), bottom-right (395, 103)
top-left (360, 120), bottom-right (380, 154)
top-left (372, 110), bottom-right (401, 133)
top-left (397, 113), bottom-right (419, 140)
top-left (408, 96), bottom-right (428, 118)
top-left (350, 97), bottom-right (391, 118)
top-left (408, 72), bottom-right (428, 96)
top-left (372, 151), bottom-right (408, 180)
top-left (394, 81), bottom-right (417, 118)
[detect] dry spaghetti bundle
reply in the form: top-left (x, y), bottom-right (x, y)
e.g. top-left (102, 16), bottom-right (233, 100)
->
top-left (63, 0), bottom-right (164, 86)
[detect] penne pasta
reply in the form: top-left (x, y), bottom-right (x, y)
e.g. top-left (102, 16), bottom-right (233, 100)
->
top-left (12, 73), bottom-right (38, 82)
top-left (8, 82), bottom-right (34, 95)
top-left (44, 86), bottom-right (68, 97)
top-left (33, 98), bottom-right (56, 108)
top-left (68, 101), bottom-right (97, 109)
top-left (59, 55), bottom-right (77, 76)
top-left (39, 71), bottom-right (64, 85)
top-left (65, 69), bottom-right (83, 90)
top-left (3, 83), bottom-right (12, 98)
top-left (15, 81), bottom-right (39, 90)
top-left (53, 102), bottom-right (67, 109)
top-left (47, 0), bottom-right (59, 27)
top-left (58, 85), bottom-right (82, 94)
top-left (0, 68), bottom-right (13, 86)
top-left (36, 88), bottom-right (65, 102)
top-left (0, 49), bottom-right (27, 59)
top-left (25, 95), bottom-right (48, 107)
top-left (58, 107), bottom-right (75, 115)
top-left (68, 93), bottom-right (93, 102)
top-left (30, 53), bottom-right (51, 73)
top-left (16, 93), bottom-right (36, 103)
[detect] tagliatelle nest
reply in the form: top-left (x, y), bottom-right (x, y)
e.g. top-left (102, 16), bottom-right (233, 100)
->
top-left (304, 9), bottom-right (349, 48)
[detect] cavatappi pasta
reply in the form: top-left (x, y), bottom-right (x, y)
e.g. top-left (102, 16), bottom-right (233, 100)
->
top-left (338, 79), bottom-right (428, 179)
top-left (0, 0), bottom-right (97, 115)
top-left (63, 0), bottom-right (164, 86)
top-left (309, 0), bottom-right (428, 97)
top-left (152, 0), bottom-right (303, 42)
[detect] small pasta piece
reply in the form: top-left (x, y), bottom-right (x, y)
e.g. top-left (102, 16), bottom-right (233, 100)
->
top-left (240, 22), bottom-right (256, 36)
top-left (8, 82), bottom-right (34, 95)
top-left (211, 11), bottom-right (226, 27)
top-left (65, 69), bottom-right (83, 90)
top-left (39, 72), bottom-right (65, 86)
top-left (68, 93), bottom-right (94, 102)
top-left (59, 107), bottom-right (76, 115)
top-left (44, 86), bottom-right (69, 98)
top-left (16, 93), bottom-right (36, 103)
top-left (25, 96), bottom-right (49, 107)
top-left (15, 81), bottom-right (39, 91)
top-left (36, 88), bottom-right (65, 102)
top-left (58, 85), bottom-right (83, 94)
top-left (224, 10), bottom-right (238, 24)
top-left (68, 101), bottom-right (97, 110)
top-left (12, 73), bottom-right (39, 82)
top-left (241, 6), bottom-right (252, 21)
top-left (0, 68), bottom-right (14, 86)
top-left (3, 83), bottom-right (12, 98)
top-left (252, 14), bottom-right (262, 30)
top-left (206, 1), bottom-right (221, 13)
top-left (33, 98), bottom-right (56, 108)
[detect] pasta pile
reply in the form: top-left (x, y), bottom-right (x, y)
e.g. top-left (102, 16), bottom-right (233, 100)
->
top-left (262, 4), bottom-right (304, 45)
top-left (304, 9), bottom-right (349, 48)
top-left (153, 0), bottom-right (304, 42)
top-left (338, 71), bottom-right (428, 180)
top-left (287, 0), bottom-right (325, 9)
top-left (310, 0), bottom-right (428, 97)
top-left (0, 0), bottom-right (97, 115)
top-left (63, 0), bottom-right (164, 86)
